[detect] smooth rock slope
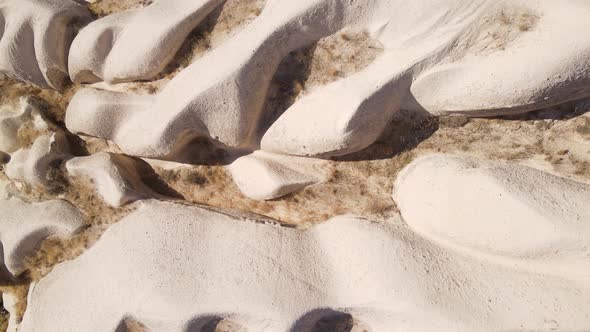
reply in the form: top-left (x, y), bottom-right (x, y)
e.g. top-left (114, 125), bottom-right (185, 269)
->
top-left (5, 132), bottom-right (70, 188)
top-left (65, 152), bottom-right (160, 207)
top-left (394, 154), bottom-right (590, 278)
top-left (0, 198), bottom-right (84, 278)
top-left (19, 200), bottom-right (590, 331)
top-left (0, 0), bottom-right (91, 89)
top-left (66, 0), bottom-right (590, 159)
top-left (69, 0), bottom-right (225, 83)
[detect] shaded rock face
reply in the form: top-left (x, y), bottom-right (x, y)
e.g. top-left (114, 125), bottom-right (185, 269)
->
top-left (0, 0), bottom-right (92, 89)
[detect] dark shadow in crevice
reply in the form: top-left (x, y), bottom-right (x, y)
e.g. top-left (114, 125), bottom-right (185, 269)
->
top-left (164, 136), bottom-right (249, 166)
top-left (0, 151), bottom-right (9, 165)
top-left (291, 308), bottom-right (355, 332)
top-left (332, 107), bottom-right (439, 162)
top-left (133, 157), bottom-right (184, 200)
top-left (114, 316), bottom-right (150, 332)
top-left (255, 43), bottom-right (318, 142)
top-left (491, 99), bottom-right (587, 121)
top-left (184, 315), bottom-right (230, 332)
top-left (153, 3), bottom-right (225, 80)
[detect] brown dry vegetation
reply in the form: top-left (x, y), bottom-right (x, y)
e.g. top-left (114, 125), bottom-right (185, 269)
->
top-left (88, 0), bottom-right (153, 17)
top-left (154, 0), bottom-right (266, 83)
top-left (0, 282), bottom-right (30, 326)
top-left (467, 6), bottom-right (540, 54)
top-left (258, 30), bottom-right (383, 137)
top-left (0, 173), bottom-right (136, 323)
top-left (0, 296), bottom-right (8, 331)
top-left (0, 79), bottom-right (80, 125)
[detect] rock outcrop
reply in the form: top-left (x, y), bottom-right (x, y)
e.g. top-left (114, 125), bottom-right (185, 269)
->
top-left (66, 0), bottom-right (590, 158)
top-left (66, 152), bottom-right (160, 207)
top-left (5, 132), bottom-right (70, 189)
top-left (393, 154), bottom-right (590, 277)
top-left (19, 200), bottom-right (590, 331)
top-left (227, 151), bottom-right (327, 200)
top-left (69, 0), bottom-right (225, 83)
top-left (0, 198), bottom-right (84, 278)
top-left (0, 0), bottom-right (91, 89)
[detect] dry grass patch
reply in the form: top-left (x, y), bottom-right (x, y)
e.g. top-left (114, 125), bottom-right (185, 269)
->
top-left (153, 148), bottom-right (414, 225)
top-left (417, 108), bottom-right (590, 183)
top-left (464, 6), bottom-right (540, 54)
top-left (88, 0), bottom-right (153, 17)
top-left (156, 0), bottom-right (266, 81)
top-left (302, 30), bottom-right (383, 91)
top-left (0, 294), bottom-right (8, 331)
top-left (0, 79), bottom-right (80, 125)
top-left (258, 29), bottom-right (383, 139)
top-left (19, 176), bottom-right (135, 281)
top-left (0, 281), bottom-right (30, 326)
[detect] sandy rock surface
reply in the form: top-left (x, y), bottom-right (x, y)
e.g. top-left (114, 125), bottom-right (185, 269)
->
top-left (394, 154), bottom-right (590, 277)
top-left (227, 151), bottom-right (328, 200)
top-left (5, 132), bottom-right (70, 189)
top-left (65, 152), bottom-right (161, 207)
top-left (0, 198), bottom-right (84, 278)
top-left (19, 200), bottom-right (590, 331)
top-left (0, 0), bottom-right (589, 331)
top-left (0, 0), bottom-right (91, 89)
top-left (65, 0), bottom-right (590, 159)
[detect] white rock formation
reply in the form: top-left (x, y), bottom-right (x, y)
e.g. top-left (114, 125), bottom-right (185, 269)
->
top-left (227, 151), bottom-right (327, 200)
top-left (65, 152), bottom-right (160, 207)
top-left (0, 198), bottom-right (84, 278)
top-left (69, 0), bottom-right (225, 83)
top-left (5, 132), bottom-right (70, 188)
top-left (0, 97), bottom-right (49, 154)
top-left (65, 0), bottom-right (590, 159)
top-left (393, 154), bottom-right (590, 278)
top-left (19, 200), bottom-right (590, 331)
top-left (0, 0), bottom-right (91, 89)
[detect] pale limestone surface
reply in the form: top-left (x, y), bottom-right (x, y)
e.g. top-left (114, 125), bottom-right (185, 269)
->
top-left (5, 132), bottom-right (70, 188)
top-left (69, 0), bottom-right (225, 83)
top-left (66, 152), bottom-right (160, 207)
top-left (20, 200), bottom-right (590, 331)
top-left (65, 0), bottom-right (590, 159)
top-left (394, 154), bottom-right (590, 278)
top-left (227, 151), bottom-right (327, 200)
top-left (0, 198), bottom-right (84, 278)
top-left (0, 0), bottom-right (91, 89)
